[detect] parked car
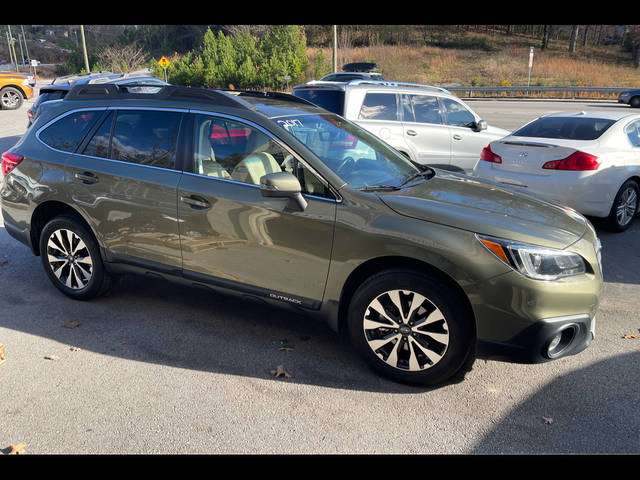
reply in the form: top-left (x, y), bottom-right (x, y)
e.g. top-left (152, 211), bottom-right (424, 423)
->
top-left (0, 72), bottom-right (35, 110)
top-left (319, 62), bottom-right (383, 82)
top-left (292, 80), bottom-right (509, 173)
top-left (1, 84), bottom-right (602, 386)
top-left (473, 110), bottom-right (640, 232)
top-left (27, 71), bottom-right (168, 125)
top-left (618, 88), bottom-right (640, 108)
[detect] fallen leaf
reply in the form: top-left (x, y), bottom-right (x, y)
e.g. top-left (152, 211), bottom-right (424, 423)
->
top-left (9, 442), bottom-right (27, 454)
top-left (270, 365), bottom-right (292, 379)
top-left (64, 320), bottom-right (81, 329)
top-left (623, 334), bottom-right (639, 339)
top-left (279, 346), bottom-right (295, 352)
top-left (543, 417), bottom-right (553, 425)
top-left (44, 354), bottom-right (60, 361)
top-left (69, 346), bottom-right (82, 352)
top-left (0, 344), bottom-right (6, 365)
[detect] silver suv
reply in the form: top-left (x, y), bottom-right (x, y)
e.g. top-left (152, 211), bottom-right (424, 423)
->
top-left (292, 80), bottom-right (509, 174)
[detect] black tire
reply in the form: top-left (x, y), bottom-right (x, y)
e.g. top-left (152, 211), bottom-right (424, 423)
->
top-left (39, 215), bottom-right (111, 300)
top-left (0, 86), bottom-right (24, 110)
top-left (347, 269), bottom-right (475, 386)
top-left (630, 96), bottom-right (640, 108)
top-left (606, 180), bottom-right (639, 232)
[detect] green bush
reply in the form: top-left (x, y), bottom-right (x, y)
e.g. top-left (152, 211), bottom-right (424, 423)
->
top-left (160, 25), bottom-right (308, 90)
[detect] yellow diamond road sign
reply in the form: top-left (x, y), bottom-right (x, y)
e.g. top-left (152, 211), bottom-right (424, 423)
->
top-left (158, 56), bottom-right (170, 70)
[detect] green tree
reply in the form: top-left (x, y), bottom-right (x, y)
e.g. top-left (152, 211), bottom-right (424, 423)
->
top-left (259, 25), bottom-right (308, 89)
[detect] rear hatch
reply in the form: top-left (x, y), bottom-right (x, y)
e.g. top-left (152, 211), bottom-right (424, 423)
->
top-left (489, 138), bottom-right (599, 176)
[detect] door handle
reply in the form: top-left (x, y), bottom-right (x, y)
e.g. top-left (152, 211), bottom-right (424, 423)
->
top-left (453, 134), bottom-right (462, 140)
top-left (406, 130), bottom-right (418, 136)
top-left (74, 172), bottom-right (99, 184)
top-left (180, 194), bottom-right (211, 209)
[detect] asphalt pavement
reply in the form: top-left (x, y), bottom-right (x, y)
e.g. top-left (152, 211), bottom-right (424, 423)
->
top-left (0, 89), bottom-right (639, 455)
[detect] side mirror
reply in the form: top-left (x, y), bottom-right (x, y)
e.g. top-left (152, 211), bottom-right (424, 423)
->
top-left (260, 171), bottom-right (308, 211)
top-left (474, 119), bottom-right (488, 132)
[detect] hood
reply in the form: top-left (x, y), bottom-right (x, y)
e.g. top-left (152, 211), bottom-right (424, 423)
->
top-left (378, 170), bottom-right (587, 249)
top-left (485, 124), bottom-right (511, 138)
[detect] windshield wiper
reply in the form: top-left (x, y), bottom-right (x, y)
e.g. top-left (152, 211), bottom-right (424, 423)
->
top-left (398, 167), bottom-right (435, 187)
top-left (360, 184), bottom-right (401, 191)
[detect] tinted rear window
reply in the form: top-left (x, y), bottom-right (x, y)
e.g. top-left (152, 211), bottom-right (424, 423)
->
top-left (513, 116), bottom-right (615, 140)
top-left (39, 110), bottom-right (100, 152)
top-left (293, 89), bottom-right (344, 115)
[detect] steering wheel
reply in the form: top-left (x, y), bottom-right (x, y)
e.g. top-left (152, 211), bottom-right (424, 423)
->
top-left (335, 156), bottom-right (355, 176)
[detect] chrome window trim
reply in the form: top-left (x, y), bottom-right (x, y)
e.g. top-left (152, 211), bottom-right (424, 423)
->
top-left (189, 109), bottom-right (341, 202)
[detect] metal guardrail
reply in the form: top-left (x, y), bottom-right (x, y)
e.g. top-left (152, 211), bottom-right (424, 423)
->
top-left (446, 85), bottom-right (630, 99)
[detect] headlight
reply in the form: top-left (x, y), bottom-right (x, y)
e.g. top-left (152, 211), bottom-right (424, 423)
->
top-left (477, 234), bottom-right (586, 281)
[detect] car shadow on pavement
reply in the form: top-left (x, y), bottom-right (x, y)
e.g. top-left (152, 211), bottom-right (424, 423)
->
top-left (470, 349), bottom-right (640, 453)
top-left (0, 226), bottom-right (432, 394)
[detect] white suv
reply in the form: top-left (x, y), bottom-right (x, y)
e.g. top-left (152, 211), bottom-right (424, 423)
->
top-left (293, 80), bottom-right (509, 174)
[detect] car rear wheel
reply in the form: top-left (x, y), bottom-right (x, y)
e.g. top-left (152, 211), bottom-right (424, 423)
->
top-left (607, 180), bottom-right (638, 232)
top-left (347, 270), bottom-right (475, 386)
top-left (39, 215), bottom-right (111, 300)
top-left (0, 86), bottom-right (23, 110)
top-left (630, 96), bottom-right (640, 108)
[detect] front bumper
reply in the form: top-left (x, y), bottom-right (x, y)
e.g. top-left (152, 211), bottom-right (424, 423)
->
top-left (477, 313), bottom-right (595, 363)
top-left (471, 227), bottom-right (601, 363)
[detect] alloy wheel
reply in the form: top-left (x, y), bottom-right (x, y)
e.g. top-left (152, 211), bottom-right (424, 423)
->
top-left (362, 289), bottom-right (450, 371)
top-left (46, 228), bottom-right (94, 290)
top-left (616, 185), bottom-right (638, 227)
top-left (1, 89), bottom-right (21, 109)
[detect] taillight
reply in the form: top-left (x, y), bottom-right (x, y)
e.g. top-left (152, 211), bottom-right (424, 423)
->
top-left (542, 151), bottom-right (600, 171)
top-left (1, 152), bottom-right (24, 176)
top-left (480, 145), bottom-right (502, 164)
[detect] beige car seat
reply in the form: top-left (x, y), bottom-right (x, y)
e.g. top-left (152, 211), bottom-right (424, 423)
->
top-left (231, 152), bottom-right (281, 185)
top-left (194, 122), bottom-right (231, 179)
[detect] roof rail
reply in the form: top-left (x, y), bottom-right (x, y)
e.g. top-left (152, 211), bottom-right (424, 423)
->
top-left (346, 79), bottom-right (451, 93)
top-left (64, 84), bottom-right (247, 109)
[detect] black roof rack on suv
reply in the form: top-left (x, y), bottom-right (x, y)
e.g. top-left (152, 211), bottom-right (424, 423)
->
top-left (64, 84), bottom-right (314, 110)
top-left (64, 84), bottom-right (245, 108)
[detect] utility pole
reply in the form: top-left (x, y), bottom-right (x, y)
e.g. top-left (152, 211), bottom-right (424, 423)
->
top-left (332, 25), bottom-right (337, 73)
top-left (80, 25), bottom-right (90, 73)
top-left (7, 25), bottom-right (19, 72)
top-left (21, 25), bottom-right (31, 72)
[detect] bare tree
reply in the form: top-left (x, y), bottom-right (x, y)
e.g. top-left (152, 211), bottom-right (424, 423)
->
top-left (98, 43), bottom-right (147, 73)
top-left (569, 25), bottom-right (579, 53)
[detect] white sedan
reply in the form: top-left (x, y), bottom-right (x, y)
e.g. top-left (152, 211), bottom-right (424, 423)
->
top-left (473, 110), bottom-right (640, 232)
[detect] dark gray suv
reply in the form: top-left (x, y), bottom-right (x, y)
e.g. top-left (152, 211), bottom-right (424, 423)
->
top-left (1, 84), bottom-right (602, 386)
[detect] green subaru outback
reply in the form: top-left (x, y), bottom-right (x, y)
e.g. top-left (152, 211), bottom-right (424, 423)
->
top-left (0, 84), bottom-right (602, 385)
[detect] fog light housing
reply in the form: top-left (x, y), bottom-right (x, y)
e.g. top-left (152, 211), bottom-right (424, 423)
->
top-left (546, 325), bottom-right (578, 359)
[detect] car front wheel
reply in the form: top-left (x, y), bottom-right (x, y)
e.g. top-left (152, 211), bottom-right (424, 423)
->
top-left (39, 215), bottom-right (111, 300)
top-left (347, 270), bottom-right (475, 386)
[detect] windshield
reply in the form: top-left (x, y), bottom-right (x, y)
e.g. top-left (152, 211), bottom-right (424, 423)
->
top-left (513, 116), bottom-right (615, 140)
top-left (274, 113), bottom-right (419, 189)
